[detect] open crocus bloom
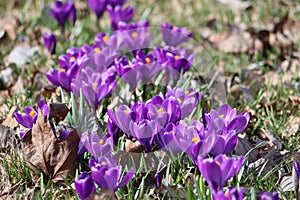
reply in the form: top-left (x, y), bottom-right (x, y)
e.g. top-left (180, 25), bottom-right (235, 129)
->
top-left (81, 132), bottom-right (114, 160)
top-left (14, 106), bottom-right (37, 128)
top-left (197, 154), bottom-right (244, 192)
top-left (90, 159), bottom-right (135, 191)
top-left (161, 22), bottom-right (193, 46)
top-left (204, 104), bottom-right (250, 134)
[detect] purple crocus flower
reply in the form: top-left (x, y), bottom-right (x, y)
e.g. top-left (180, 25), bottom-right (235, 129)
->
top-left (260, 192), bottom-right (279, 200)
top-left (107, 5), bottom-right (134, 31)
top-left (155, 173), bottom-right (162, 187)
top-left (204, 104), bottom-right (250, 134)
top-left (43, 32), bottom-right (57, 54)
top-left (38, 100), bottom-right (49, 119)
top-left (117, 20), bottom-right (151, 52)
top-left (166, 87), bottom-right (201, 119)
top-left (81, 132), bottom-right (114, 160)
top-left (90, 160), bottom-right (135, 191)
top-left (114, 56), bottom-right (140, 89)
top-left (134, 50), bottom-right (162, 84)
top-left (129, 119), bottom-right (159, 150)
top-left (88, 0), bottom-right (107, 19)
top-left (147, 97), bottom-right (181, 126)
top-left (154, 46), bottom-right (193, 81)
top-left (294, 160), bottom-right (300, 180)
top-left (209, 129), bottom-right (238, 156)
top-left (75, 171), bottom-right (96, 200)
top-left (161, 22), bottom-right (193, 46)
top-left (14, 106), bottom-right (37, 128)
top-left (107, 117), bottom-right (122, 145)
top-left (107, 0), bottom-right (127, 8)
top-left (173, 120), bottom-right (215, 161)
top-left (46, 63), bottom-right (79, 93)
top-left (51, 1), bottom-right (76, 27)
top-left (107, 105), bottom-right (136, 138)
top-left (19, 130), bottom-right (27, 139)
top-left (197, 155), bottom-right (244, 191)
top-left (212, 187), bottom-right (243, 200)
top-left (71, 67), bottom-right (116, 109)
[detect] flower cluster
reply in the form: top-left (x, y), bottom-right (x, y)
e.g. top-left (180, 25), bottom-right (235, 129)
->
top-left (75, 132), bottom-right (134, 199)
top-left (108, 87), bottom-right (201, 150)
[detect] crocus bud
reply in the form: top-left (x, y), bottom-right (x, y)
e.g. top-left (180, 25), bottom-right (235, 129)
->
top-left (43, 32), bottom-right (57, 54)
top-left (51, 1), bottom-right (76, 27)
top-left (75, 172), bottom-right (96, 200)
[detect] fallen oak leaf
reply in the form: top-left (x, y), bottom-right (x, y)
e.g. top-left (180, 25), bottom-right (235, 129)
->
top-left (21, 109), bottom-right (79, 186)
top-left (49, 103), bottom-right (69, 124)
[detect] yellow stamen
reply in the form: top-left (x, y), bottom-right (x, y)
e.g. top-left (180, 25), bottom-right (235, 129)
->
top-left (124, 109), bottom-right (129, 114)
top-left (103, 35), bottom-right (109, 42)
top-left (129, 63), bottom-right (134, 68)
top-left (216, 161), bottom-right (221, 166)
top-left (174, 55), bottom-right (180, 60)
top-left (219, 114), bottom-right (225, 119)
top-left (157, 108), bottom-right (164, 114)
top-left (145, 57), bottom-right (151, 64)
top-left (185, 90), bottom-right (190, 95)
top-left (70, 56), bottom-right (76, 61)
top-left (131, 32), bottom-right (138, 39)
top-left (94, 47), bottom-right (101, 53)
top-left (177, 97), bottom-right (182, 104)
top-left (101, 161), bottom-right (106, 165)
top-left (60, 68), bottom-right (66, 72)
top-left (99, 139), bottom-right (104, 146)
top-left (192, 137), bottom-right (199, 143)
top-left (224, 191), bottom-right (229, 198)
top-left (29, 110), bottom-right (35, 117)
top-left (169, 130), bottom-right (174, 134)
top-left (92, 83), bottom-right (98, 91)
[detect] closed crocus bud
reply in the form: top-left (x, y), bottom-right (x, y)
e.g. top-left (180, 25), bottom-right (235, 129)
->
top-left (51, 1), bottom-right (76, 27)
top-left (88, 0), bottom-right (107, 19)
top-left (43, 32), bottom-right (57, 54)
top-left (75, 172), bottom-right (96, 200)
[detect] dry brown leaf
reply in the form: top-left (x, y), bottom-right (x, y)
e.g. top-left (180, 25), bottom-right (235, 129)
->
top-left (0, 15), bottom-right (18, 41)
top-left (235, 137), bottom-right (259, 163)
top-left (282, 116), bottom-right (300, 138)
top-left (49, 103), bottom-right (69, 124)
top-left (1, 106), bottom-right (19, 129)
top-left (0, 125), bottom-right (20, 154)
top-left (208, 30), bottom-right (263, 54)
top-left (261, 129), bottom-right (282, 150)
top-left (288, 96), bottom-right (300, 107)
top-left (21, 109), bottom-right (79, 185)
top-left (124, 139), bottom-right (145, 153)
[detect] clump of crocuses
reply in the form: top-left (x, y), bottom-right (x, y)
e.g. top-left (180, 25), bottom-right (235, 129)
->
top-left (75, 132), bottom-right (135, 199)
